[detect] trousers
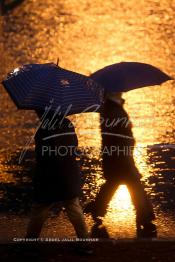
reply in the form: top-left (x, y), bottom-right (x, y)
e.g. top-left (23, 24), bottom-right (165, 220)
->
top-left (26, 197), bottom-right (89, 238)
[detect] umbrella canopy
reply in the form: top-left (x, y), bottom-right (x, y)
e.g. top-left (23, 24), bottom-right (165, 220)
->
top-left (2, 63), bottom-right (104, 115)
top-left (90, 62), bottom-right (173, 92)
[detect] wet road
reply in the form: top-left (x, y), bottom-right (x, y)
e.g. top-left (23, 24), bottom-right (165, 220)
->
top-left (0, 0), bottom-right (175, 242)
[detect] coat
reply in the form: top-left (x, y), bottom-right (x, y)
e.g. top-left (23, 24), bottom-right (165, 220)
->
top-left (100, 99), bottom-right (141, 181)
top-left (33, 117), bottom-right (81, 204)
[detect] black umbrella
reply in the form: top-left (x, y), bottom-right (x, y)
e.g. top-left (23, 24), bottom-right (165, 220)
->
top-left (90, 62), bottom-right (173, 92)
top-left (2, 63), bottom-right (104, 115)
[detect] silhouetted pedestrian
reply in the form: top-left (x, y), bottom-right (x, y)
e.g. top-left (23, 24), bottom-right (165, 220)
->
top-left (85, 92), bottom-right (157, 237)
top-left (26, 111), bottom-right (93, 254)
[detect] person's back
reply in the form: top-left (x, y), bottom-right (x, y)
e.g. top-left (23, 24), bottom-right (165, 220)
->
top-left (34, 116), bottom-right (81, 203)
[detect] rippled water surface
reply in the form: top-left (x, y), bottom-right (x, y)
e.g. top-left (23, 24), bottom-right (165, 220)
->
top-left (0, 0), bottom-right (175, 241)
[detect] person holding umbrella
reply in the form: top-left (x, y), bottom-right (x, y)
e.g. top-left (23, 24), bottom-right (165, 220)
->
top-left (2, 63), bottom-right (104, 255)
top-left (85, 91), bottom-right (156, 237)
top-left (85, 61), bottom-right (173, 237)
top-left (26, 110), bottom-right (94, 254)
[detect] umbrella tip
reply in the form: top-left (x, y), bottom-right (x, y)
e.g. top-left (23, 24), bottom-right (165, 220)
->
top-left (166, 74), bottom-right (174, 81)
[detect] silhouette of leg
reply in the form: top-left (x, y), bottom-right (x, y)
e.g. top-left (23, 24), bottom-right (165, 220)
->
top-left (126, 177), bottom-right (157, 237)
top-left (26, 202), bottom-right (53, 238)
top-left (64, 198), bottom-right (95, 255)
top-left (64, 198), bottom-right (89, 238)
top-left (126, 177), bottom-right (155, 224)
top-left (93, 180), bottom-right (119, 218)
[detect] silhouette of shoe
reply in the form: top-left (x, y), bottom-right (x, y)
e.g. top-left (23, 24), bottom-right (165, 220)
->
top-left (137, 222), bottom-right (157, 238)
top-left (91, 224), bottom-right (110, 238)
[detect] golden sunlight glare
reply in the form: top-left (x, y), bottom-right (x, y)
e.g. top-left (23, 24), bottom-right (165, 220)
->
top-left (109, 185), bottom-right (132, 210)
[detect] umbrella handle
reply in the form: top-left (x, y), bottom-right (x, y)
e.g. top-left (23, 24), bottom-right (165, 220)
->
top-left (56, 57), bottom-right (60, 66)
